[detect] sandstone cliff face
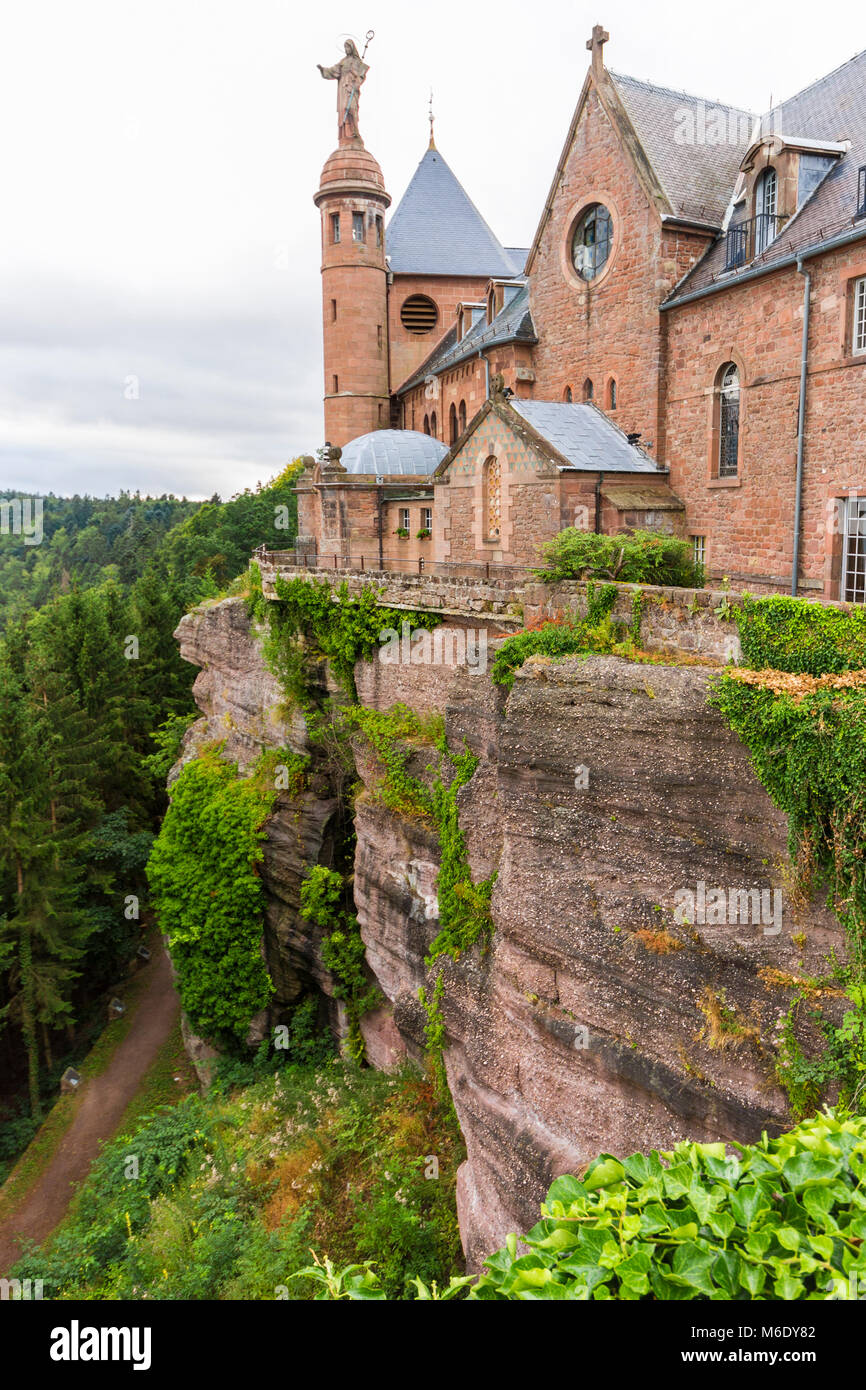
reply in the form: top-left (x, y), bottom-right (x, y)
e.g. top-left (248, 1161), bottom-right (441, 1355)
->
top-left (174, 598), bottom-right (844, 1269)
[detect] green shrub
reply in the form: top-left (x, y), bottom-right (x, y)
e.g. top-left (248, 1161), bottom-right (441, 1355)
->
top-left (735, 594), bottom-right (866, 674)
top-left (146, 747), bottom-right (277, 1047)
top-left (534, 529), bottom-right (704, 588)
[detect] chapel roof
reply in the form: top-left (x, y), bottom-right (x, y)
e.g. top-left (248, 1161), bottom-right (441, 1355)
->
top-left (386, 146), bottom-right (526, 277)
top-left (397, 283), bottom-right (536, 395)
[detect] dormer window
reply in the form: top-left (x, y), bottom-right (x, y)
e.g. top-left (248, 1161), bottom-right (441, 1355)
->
top-left (858, 166), bottom-right (866, 219)
top-left (754, 167), bottom-right (778, 253)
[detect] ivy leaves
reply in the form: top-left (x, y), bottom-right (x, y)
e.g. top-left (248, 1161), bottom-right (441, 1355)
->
top-left (467, 1111), bottom-right (866, 1300)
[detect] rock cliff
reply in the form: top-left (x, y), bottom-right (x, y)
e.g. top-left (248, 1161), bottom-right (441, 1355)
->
top-left (173, 597), bottom-right (844, 1268)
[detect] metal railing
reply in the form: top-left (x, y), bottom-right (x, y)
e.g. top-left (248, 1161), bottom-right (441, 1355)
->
top-left (724, 212), bottom-right (782, 270)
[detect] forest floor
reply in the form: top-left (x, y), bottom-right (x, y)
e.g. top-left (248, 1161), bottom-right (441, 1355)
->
top-left (0, 940), bottom-right (182, 1273)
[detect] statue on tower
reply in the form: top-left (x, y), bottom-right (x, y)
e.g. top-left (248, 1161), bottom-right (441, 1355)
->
top-left (317, 39), bottom-right (370, 144)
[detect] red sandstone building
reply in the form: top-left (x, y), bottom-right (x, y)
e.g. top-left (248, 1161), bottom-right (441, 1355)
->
top-left (299, 27), bottom-right (866, 601)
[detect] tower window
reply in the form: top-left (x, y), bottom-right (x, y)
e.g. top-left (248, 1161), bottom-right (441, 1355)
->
top-left (430, 410), bottom-right (438, 438)
top-left (564, 385), bottom-right (573, 403)
top-left (423, 414), bottom-right (430, 436)
top-left (377, 324), bottom-right (383, 350)
top-left (583, 378), bottom-right (594, 402)
top-left (352, 212), bottom-right (365, 242)
top-left (376, 216), bottom-right (383, 247)
top-left (330, 213), bottom-right (340, 244)
top-left (332, 374), bottom-right (339, 393)
top-left (331, 299), bottom-right (337, 322)
top-left (608, 378), bottom-right (617, 410)
top-left (400, 295), bottom-right (438, 335)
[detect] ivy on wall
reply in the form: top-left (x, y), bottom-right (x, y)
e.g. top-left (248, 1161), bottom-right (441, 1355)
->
top-left (146, 746), bottom-right (278, 1047)
top-left (712, 597), bottom-right (866, 1113)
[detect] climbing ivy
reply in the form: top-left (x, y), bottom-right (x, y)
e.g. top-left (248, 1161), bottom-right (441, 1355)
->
top-left (146, 746), bottom-right (277, 1047)
top-left (299, 865), bottom-right (382, 1063)
top-left (711, 596), bottom-right (866, 1113)
top-left (490, 583), bottom-right (623, 690)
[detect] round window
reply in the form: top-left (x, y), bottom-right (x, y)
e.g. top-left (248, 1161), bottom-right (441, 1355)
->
top-left (571, 204), bottom-right (613, 281)
top-left (400, 294), bottom-right (438, 334)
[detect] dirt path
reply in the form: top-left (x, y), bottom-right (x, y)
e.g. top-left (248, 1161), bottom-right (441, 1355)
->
top-left (0, 944), bottom-right (180, 1273)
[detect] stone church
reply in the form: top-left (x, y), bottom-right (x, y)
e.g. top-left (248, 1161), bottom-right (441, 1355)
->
top-left (297, 27), bottom-right (866, 600)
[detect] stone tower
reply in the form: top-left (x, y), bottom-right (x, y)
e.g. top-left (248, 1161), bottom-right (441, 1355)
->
top-left (314, 40), bottom-right (391, 448)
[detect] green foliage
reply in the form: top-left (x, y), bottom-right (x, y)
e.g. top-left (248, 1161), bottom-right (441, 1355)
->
top-left (268, 576), bottom-right (439, 699)
top-left (734, 594), bottom-right (866, 674)
top-left (491, 613), bottom-right (620, 690)
top-left (534, 528), bottom-right (704, 588)
top-left (141, 713), bottom-right (197, 785)
top-left (146, 748), bottom-right (277, 1047)
top-left (11, 1059), bottom-right (464, 1301)
top-left (418, 974), bottom-right (449, 1106)
top-left (312, 1109), bottom-right (866, 1301)
top-left (299, 867), bottom-right (381, 1061)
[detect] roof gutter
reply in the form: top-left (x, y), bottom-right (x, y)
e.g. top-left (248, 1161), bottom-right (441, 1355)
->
top-left (661, 222), bottom-right (866, 312)
top-left (792, 257), bottom-right (811, 598)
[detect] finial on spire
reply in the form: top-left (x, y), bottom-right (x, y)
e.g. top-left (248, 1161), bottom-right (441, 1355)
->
top-left (428, 88), bottom-right (436, 149)
top-left (586, 23), bottom-right (609, 78)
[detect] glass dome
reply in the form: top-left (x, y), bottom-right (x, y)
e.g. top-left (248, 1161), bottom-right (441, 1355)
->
top-left (340, 430), bottom-right (448, 476)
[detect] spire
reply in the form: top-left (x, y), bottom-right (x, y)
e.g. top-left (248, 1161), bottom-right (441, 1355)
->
top-left (428, 88), bottom-right (436, 149)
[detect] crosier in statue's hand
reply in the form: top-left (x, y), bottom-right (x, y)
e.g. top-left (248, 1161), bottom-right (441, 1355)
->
top-left (317, 40), bottom-right (369, 143)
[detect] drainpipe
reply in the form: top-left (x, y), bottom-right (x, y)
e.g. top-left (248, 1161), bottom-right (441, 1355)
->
top-left (595, 472), bottom-right (605, 533)
top-left (792, 258), bottom-right (811, 597)
top-left (377, 484), bottom-right (384, 570)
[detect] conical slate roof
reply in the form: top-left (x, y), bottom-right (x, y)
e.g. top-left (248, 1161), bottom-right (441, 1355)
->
top-left (386, 147), bottom-right (524, 277)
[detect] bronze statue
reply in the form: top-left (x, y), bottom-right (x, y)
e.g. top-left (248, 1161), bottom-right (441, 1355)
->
top-left (317, 39), bottom-right (369, 144)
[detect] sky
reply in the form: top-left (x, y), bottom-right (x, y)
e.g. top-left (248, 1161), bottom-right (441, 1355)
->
top-left (1, 0), bottom-right (864, 501)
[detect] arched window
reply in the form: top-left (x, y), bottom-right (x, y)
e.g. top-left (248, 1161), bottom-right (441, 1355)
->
top-left (607, 378), bottom-right (617, 410)
top-left (716, 363), bottom-right (740, 477)
top-left (458, 399), bottom-right (467, 434)
top-left (423, 414), bottom-right (430, 436)
top-left (564, 385), bottom-right (573, 403)
top-left (430, 410), bottom-right (438, 439)
top-left (449, 402), bottom-right (458, 445)
top-left (583, 378), bottom-right (594, 402)
top-left (484, 456), bottom-right (502, 540)
top-left (755, 167), bottom-right (777, 253)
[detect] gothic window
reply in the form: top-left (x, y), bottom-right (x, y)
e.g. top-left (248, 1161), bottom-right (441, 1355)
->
top-left (449, 403), bottom-right (458, 444)
top-left (430, 410), bottom-right (437, 438)
top-left (571, 204), bottom-right (613, 281)
top-left (458, 399), bottom-right (467, 434)
top-left (423, 414), bottom-right (430, 436)
top-left (484, 455), bottom-right (502, 541)
top-left (352, 212), bottom-right (365, 243)
top-left (608, 378), bottom-right (617, 410)
top-left (583, 378), bottom-right (594, 402)
top-left (564, 385), bottom-right (573, 403)
top-left (716, 363), bottom-right (740, 477)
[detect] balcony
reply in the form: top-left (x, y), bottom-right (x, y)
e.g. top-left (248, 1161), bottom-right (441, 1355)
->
top-left (724, 213), bottom-right (783, 270)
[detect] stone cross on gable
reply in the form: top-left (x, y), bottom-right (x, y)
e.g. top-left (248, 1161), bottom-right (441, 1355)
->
top-left (586, 23), bottom-right (609, 77)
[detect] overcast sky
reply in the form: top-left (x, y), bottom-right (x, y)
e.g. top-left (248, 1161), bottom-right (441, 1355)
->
top-left (1, 0), bottom-right (863, 500)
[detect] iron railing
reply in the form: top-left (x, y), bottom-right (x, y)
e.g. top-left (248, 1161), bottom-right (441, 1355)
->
top-left (724, 212), bottom-right (782, 270)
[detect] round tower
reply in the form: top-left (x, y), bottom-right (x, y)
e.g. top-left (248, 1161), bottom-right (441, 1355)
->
top-left (314, 139), bottom-right (391, 448)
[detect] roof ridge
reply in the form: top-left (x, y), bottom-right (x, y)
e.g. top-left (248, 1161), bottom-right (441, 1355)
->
top-left (774, 46), bottom-right (866, 113)
top-left (608, 67), bottom-right (754, 117)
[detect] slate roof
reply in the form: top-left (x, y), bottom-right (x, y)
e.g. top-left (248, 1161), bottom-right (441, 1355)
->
top-left (665, 48), bottom-right (866, 302)
top-left (609, 71), bottom-right (755, 228)
top-left (398, 284), bottom-right (536, 394)
top-left (510, 401), bottom-right (663, 473)
top-left (386, 147), bottom-right (525, 277)
top-left (340, 430), bottom-right (448, 476)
